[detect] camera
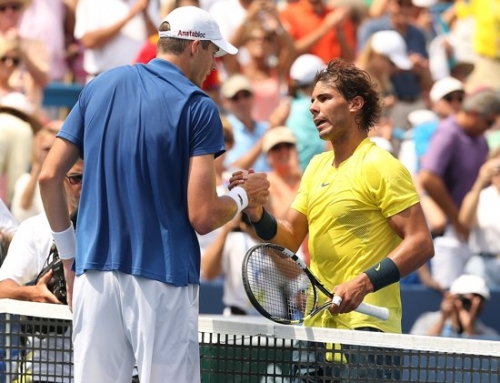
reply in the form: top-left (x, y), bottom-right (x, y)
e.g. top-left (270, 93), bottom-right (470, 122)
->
top-left (459, 295), bottom-right (472, 311)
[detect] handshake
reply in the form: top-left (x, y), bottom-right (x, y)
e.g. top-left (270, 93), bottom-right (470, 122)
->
top-left (226, 169), bottom-right (270, 222)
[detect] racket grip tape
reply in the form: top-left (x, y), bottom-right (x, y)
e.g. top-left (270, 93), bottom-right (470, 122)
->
top-left (356, 302), bottom-right (390, 321)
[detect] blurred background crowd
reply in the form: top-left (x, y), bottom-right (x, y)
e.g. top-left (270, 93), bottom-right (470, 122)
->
top-left (0, 0), bottom-right (500, 338)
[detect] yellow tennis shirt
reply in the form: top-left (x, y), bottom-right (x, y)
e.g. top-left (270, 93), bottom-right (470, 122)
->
top-left (291, 138), bottom-right (419, 333)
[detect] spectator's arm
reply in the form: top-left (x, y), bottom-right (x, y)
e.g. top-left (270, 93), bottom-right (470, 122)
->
top-left (0, 276), bottom-right (61, 303)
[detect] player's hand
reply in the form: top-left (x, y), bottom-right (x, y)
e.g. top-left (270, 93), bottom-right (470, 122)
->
top-left (244, 172), bottom-right (270, 208)
top-left (328, 274), bottom-right (371, 315)
top-left (228, 169), bottom-right (253, 190)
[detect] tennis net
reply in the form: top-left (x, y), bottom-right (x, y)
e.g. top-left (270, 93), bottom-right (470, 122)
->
top-left (1, 299), bottom-right (500, 382)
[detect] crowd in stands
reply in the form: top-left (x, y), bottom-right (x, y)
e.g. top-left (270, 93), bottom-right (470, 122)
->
top-left (0, 0), bottom-right (500, 344)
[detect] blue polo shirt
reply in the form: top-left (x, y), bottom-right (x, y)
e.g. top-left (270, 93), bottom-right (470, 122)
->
top-left (58, 59), bottom-right (225, 286)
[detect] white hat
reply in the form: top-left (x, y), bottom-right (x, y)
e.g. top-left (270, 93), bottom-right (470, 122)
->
top-left (407, 109), bottom-right (439, 127)
top-left (429, 76), bottom-right (465, 103)
top-left (449, 274), bottom-right (490, 300)
top-left (158, 6), bottom-right (237, 57)
top-left (221, 74), bottom-right (253, 99)
top-left (412, 0), bottom-right (437, 7)
top-left (371, 31), bottom-right (412, 70)
top-left (262, 126), bottom-right (296, 153)
top-left (290, 54), bottom-right (326, 86)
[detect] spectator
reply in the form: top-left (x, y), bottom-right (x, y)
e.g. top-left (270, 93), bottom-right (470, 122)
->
top-left (262, 126), bottom-right (301, 219)
top-left (0, 197), bottom-right (17, 264)
top-left (458, 0), bottom-right (500, 92)
top-left (239, 20), bottom-right (295, 122)
top-left (74, 0), bottom-right (160, 82)
top-left (459, 148), bottom-right (500, 289)
top-left (269, 53), bottom-right (328, 171)
top-left (419, 89), bottom-right (500, 289)
top-left (221, 73), bottom-right (270, 172)
top-left (0, 159), bottom-right (83, 382)
top-left (0, 0), bottom-right (49, 110)
top-left (0, 92), bottom-right (42, 204)
top-left (356, 30), bottom-right (412, 115)
top-left (279, 0), bottom-right (356, 63)
top-left (201, 213), bottom-right (262, 316)
top-left (0, 35), bottom-right (22, 98)
top-left (410, 274), bottom-right (498, 339)
top-left (357, 0), bottom-right (432, 131)
top-left (10, 120), bottom-right (61, 223)
top-left (18, 0), bottom-right (76, 83)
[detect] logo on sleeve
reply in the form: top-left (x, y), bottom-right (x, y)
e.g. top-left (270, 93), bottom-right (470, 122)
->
top-left (375, 263), bottom-right (381, 272)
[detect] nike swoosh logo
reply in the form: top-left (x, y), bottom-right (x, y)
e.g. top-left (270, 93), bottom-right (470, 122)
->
top-left (375, 263), bottom-right (381, 272)
top-left (321, 182), bottom-right (330, 187)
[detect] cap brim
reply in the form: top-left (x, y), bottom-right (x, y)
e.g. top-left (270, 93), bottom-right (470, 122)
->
top-left (213, 39), bottom-right (238, 57)
top-left (391, 55), bottom-right (413, 70)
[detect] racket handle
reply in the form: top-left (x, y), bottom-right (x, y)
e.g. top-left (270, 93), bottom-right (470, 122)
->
top-left (356, 302), bottom-right (390, 321)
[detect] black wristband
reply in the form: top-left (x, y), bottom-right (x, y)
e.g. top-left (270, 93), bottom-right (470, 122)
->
top-left (249, 208), bottom-right (277, 241)
top-left (363, 258), bottom-right (400, 292)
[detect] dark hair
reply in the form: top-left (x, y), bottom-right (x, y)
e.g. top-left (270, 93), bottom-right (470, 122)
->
top-left (314, 58), bottom-right (382, 132)
top-left (157, 21), bottom-right (211, 55)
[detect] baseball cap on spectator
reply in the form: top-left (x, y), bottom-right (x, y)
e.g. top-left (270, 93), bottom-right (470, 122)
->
top-left (221, 74), bottom-right (253, 99)
top-left (290, 54), bottom-right (326, 86)
top-left (371, 31), bottom-right (413, 70)
top-left (262, 126), bottom-right (296, 153)
top-left (412, 0), bottom-right (437, 7)
top-left (158, 6), bottom-right (237, 57)
top-left (449, 274), bottom-right (490, 300)
top-left (429, 77), bottom-right (464, 103)
top-left (0, 92), bottom-right (42, 133)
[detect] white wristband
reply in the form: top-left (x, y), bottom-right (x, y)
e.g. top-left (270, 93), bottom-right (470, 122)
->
top-left (226, 186), bottom-right (249, 217)
top-left (51, 222), bottom-right (76, 260)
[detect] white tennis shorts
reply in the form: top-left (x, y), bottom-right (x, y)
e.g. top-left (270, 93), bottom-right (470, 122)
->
top-left (72, 270), bottom-right (200, 383)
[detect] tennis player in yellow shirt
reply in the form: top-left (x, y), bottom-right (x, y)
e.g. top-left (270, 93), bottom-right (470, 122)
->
top-left (230, 57), bottom-right (434, 379)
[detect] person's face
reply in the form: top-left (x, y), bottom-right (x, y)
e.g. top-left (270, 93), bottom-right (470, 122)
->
top-left (389, 0), bottom-right (417, 25)
top-left (266, 142), bottom-right (295, 170)
top-left (190, 40), bottom-right (218, 87)
top-left (0, 2), bottom-right (23, 30)
top-left (245, 28), bottom-right (274, 60)
top-left (64, 160), bottom-right (83, 211)
top-left (434, 91), bottom-right (464, 118)
top-left (225, 90), bottom-right (254, 118)
top-left (310, 81), bottom-right (353, 142)
top-left (0, 48), bottom-right (20, 78)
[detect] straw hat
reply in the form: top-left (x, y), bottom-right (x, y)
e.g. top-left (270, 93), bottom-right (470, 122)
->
top-left (0, 92), bottom-right (42, 133)
top-left (0, 0), bottom-right (32, 10)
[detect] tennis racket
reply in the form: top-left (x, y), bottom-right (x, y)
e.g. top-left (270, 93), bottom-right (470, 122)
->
top-left (242, 243), bottom-right (390, 325)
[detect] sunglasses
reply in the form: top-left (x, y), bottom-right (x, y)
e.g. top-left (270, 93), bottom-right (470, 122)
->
top-left (0, 3), bottom-right (22, 12)
top-left (66, 173), bottom-right (83, 185)
top-left (230, 91), bottom-right (252, 102)
top-left (0, 56), bottom-right (20, 66)
top-left (443, 93), bottom-right (464, 103)
top-left (248, 35), bottom-right (273, 43)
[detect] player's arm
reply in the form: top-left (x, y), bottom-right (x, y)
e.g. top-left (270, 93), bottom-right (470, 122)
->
top-left (188, 154), bottom-right (270, 235)
top-left (39, 138), bottom-right (80, 310)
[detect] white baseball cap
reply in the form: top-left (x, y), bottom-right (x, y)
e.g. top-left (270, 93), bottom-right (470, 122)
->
top-left (158, 6), bottom-right (237, 57)
top-left (290, 54), bottom-right (326, 86)
top-left (429, 76), bottom-right (465, 103)
top-left (450, 274), bottom-right (490, 300)
top-left (371, 30), bottom-right (412, 70)
top-left (412, 0), bottom-right (437, 7)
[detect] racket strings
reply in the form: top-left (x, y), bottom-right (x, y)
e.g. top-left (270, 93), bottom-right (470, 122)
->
top-left (245, 246), bottom-right (308, 321)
